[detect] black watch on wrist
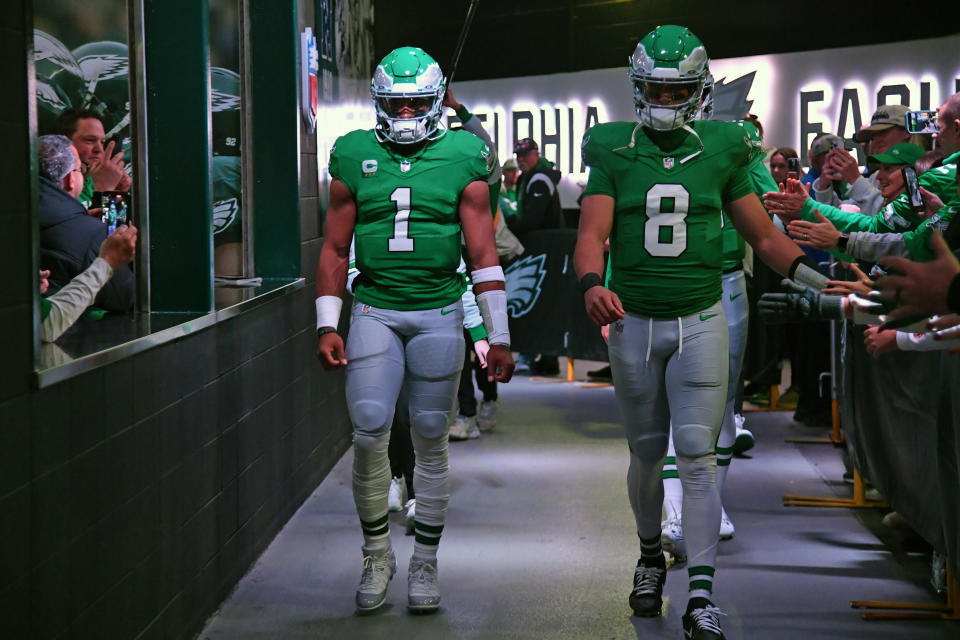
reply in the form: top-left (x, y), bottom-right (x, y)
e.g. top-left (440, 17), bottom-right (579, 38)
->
top-left (836, 233), bottom-right (849, 252)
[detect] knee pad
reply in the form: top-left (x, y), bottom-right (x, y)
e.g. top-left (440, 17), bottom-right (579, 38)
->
top-left (411, 409), bottom-right (449, 440)
top-left (627, 430), bottom-right (669, 463)
top-left (673, 423), bottom-right (716, 458)
top-left (350, 398), bottom-right (393, 437)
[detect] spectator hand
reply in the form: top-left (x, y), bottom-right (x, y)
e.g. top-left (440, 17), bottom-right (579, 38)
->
top-left (863, 325), bottom-right (897, 358)
top-left (786, 209), bottom-right (841, 250)
top-left (486, 344), bottom-right (514, 382)
top-left (763, 178), bottom-right (809, 222)
top-left (473, 338), bottom-right (490, 368)
top-left (929, 314), bottom-right (960, 332)
top-left (39, 269), bottom-right (50, 295)
top-left (758, 279), bottom-right (842, 323)
top-left (918, 186), bottom-right (943, 220)
top-left (829, 148), bottom-right (861, 184)
top-left (931, 315), bottom-right (960, 354)
top-left (584, 286), bottom-right (624, 326)
top-left (823, 262), bottom-right (874, 296)
top-left (88, 140), bottom-right (127, 192)
top-left (600, 324), bottom-right (610, 344)
top-left (99, 224), bottom-right (138, 269)
top-left (875, 232), bottom-right (960, 319)
top-left (116, 171), bottom-right (132, 192)
top-left (316, 332), bottom-right (347, 369)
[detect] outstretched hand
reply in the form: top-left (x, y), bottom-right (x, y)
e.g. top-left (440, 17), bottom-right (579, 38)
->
top-left (823, 262), bottom-right (873, 296)
top-left (787, 209), bottom-right (841, 250)
top-left (875, 232), bottom-right (960, 319)
top-left (762, 178), bottom-right (809, 222)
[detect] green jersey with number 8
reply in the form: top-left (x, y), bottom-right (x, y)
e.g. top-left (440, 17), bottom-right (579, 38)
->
top-left (330, 128), bottom-right (492, 310)
top-left (582, 119), bottom-right (754, 317)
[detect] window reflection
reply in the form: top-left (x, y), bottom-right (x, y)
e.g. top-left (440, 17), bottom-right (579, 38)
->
top-left (210, 0), bottom-right (245, 286)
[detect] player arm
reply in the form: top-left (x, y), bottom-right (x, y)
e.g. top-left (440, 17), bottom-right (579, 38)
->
top-left (575, 194), bottom-right (623, 325)
top-left (460, 179), bottom-right (514, 380)
top-left (726, 192), bottom-right (828, 288)
top-left (315, 178), bottom-right (356, 327)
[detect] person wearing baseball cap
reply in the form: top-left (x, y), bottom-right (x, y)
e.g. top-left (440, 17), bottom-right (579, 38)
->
top-left (812, 104), bottom-right (913, 217)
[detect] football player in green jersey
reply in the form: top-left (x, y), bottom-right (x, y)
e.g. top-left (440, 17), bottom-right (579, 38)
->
top-left (314, 46), bottom-right (514, 615)
top-left (574, 25), bottom-right (823, 639)
top-left (660, 116), bottom-right (773, 560)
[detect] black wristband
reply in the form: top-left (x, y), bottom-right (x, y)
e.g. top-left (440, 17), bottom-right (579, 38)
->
top-left (836, 233), bottom-right (849, 252)
top-left (949, 273), bottom-right (960, 313)
top-left (317, 327), bottom-right (339, 338)
top-left (788, 255), bottom-right (820, 280)
top-left (580, 272), bottom-right (603, 294)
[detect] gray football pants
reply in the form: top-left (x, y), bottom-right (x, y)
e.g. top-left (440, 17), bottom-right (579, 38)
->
top-left (665, 270), bottom-right (749, 495)
top-left (346, 300), bottom-right (465, 544)
top-left (608, 300), bottom-right (728, 572)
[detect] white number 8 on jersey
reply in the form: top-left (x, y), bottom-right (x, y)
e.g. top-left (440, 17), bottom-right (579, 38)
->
top-left (644, 184), bottom-right (689, 257)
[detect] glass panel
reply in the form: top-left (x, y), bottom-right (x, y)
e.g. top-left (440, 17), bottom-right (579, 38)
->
top-left (33, 1), bottom-right (137, 333)
top-left (209, 0), bottom-right (245, 289)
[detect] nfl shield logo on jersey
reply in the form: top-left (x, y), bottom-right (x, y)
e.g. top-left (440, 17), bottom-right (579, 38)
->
top-left (400, 160), bottom-right (412, 173)
top-left (663, 157), bottom-right (675, 170)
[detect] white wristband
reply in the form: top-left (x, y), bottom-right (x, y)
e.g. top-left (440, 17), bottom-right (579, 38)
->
top-left (476, 289), bottom-right (510, 346)
top-left (471, 265), bottom-right (505, 284)
top-left (316, 295), bottom-right (343, 330)
top-left (847, 294), bottom-right (883, 326)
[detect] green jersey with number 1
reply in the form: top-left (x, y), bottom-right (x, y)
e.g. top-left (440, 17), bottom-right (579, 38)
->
top-left (330, 128), bottom-right (493, 310)
top-left (582, 120), bottom-right (754, 317)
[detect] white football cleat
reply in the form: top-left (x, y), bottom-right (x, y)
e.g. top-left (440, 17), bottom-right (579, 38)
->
top-left (388, 476), bottom-right (404, 512)
top-left (448, 415), bottom-right (480, 440)
top-left (719, 508), bottom-right (735, 540)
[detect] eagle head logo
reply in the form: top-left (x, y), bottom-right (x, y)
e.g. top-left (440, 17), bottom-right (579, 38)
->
top-left (505, 253), bottom-right (548, 318)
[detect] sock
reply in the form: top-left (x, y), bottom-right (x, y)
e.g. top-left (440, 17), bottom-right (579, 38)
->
top-left (686, 595), bottom-right (713, 613)
top-left (688, 565), bottom-right (715, 602)
top-left (360, 514), bottom-right (391, 552)
top-left (353, 432), bottom-right (392, 550)
top-left (662, 431), bottom-right (682, 521)
top-left (410, 430), bottom-right (450, 560)
top-left (715, 397), bottom-right (737, 494)
top-left (412, 521), bottom-right (444, 560)
top-left (639, 534), bottom-right (664, 567)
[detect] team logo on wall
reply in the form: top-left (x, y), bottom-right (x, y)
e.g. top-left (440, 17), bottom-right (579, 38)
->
top-left (213, 197), bottom-right (239, 234)
top-left (711, 72), bottom-right (756, 121)
top-left (300, 27), bottom-right (319, 132)
top-left (505, 253), bottom-right (548, 318)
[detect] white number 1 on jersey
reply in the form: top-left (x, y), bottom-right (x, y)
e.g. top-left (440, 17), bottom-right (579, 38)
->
top-left (389, 187), bottom-right (415, 252)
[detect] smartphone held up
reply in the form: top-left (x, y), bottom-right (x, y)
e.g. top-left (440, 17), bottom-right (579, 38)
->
top-left (905, 110), bottom-right (938, 135)
top-left (101, 191), bottom-right (130, 233)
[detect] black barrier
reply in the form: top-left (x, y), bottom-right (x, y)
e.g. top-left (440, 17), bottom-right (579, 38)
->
top-left (841, 321), bottom-right (946, 552)
top-left (505, 229), bottom-right (608, 361)
top-left (937, 355), bottom-right (960, 581)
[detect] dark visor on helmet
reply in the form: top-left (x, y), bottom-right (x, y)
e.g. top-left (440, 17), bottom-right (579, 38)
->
top-left (379, 96), bottom-right (433, 117)
top-left (637, 80), bottom-right (699, 106)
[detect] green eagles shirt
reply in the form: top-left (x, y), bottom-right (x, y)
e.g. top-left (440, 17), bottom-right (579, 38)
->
top-left (582, 120), bottom-right (754, 317)
top-left (800, 155), bottom-right (958, 234)
top-left (330, 128), bottom-right (492, 310)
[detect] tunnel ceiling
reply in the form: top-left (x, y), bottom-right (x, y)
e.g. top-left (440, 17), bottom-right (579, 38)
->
top-left (375, 0), bottom-right (959, 81)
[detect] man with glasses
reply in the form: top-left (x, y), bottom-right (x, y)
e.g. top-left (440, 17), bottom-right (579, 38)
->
top-left (37, 134), bottom-right (134, 312)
